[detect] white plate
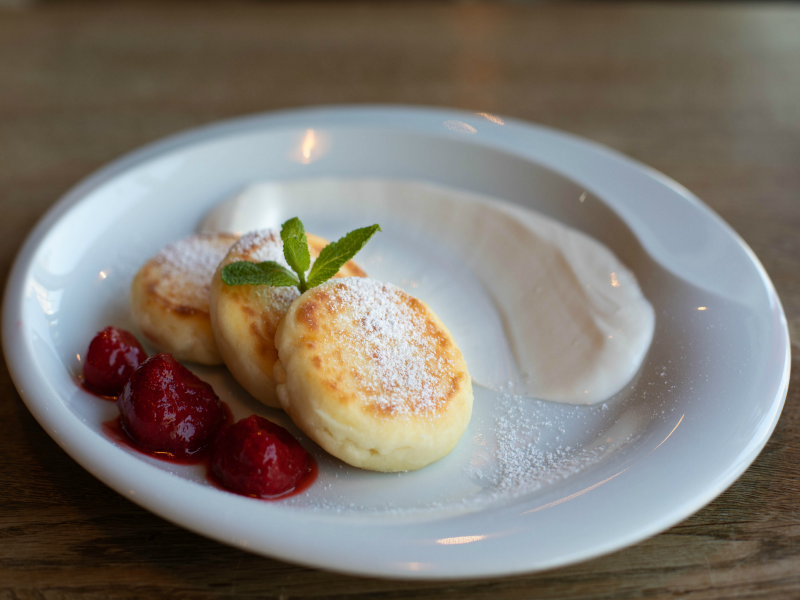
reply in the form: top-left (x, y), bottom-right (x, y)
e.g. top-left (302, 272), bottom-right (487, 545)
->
top-left (2, 106), bottom-right (790, 579)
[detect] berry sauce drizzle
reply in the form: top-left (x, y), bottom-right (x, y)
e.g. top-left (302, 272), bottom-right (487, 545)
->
top-left (81, 381), bottom-right (117, 402)
top-left (102, 404), bottom-right (317, 499)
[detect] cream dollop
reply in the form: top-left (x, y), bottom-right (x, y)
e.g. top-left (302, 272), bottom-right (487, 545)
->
top-left (202, 180), bottom-right (655, 405)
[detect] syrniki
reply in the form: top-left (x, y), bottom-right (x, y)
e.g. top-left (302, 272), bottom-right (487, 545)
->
top-left (210, 229), bottom-right (365, 409)
top-left (273, 278), bottom-right (473, 472)
top-left (130, 232), bottom-right (239, 365)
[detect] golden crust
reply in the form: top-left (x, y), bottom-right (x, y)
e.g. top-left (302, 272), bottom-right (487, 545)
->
top-left (273, 278), bottom-right (473, 472)
top-left (210, 230), bottom-right (365, 408)
top-left (130, 232), bottom-right (239, 364)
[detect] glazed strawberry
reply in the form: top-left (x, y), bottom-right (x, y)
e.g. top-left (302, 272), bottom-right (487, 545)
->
top-left (211, 415), bottom-right (309, 497)
top-left (84, 326), bottom-right (147, 396)
top-left (118, 353), bottom-right (224, 458)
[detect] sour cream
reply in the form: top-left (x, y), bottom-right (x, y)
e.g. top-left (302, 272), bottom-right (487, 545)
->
top-left (202, 180), bottom-right (655, 405)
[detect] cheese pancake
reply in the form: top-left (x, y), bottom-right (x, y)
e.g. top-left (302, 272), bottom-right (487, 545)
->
top-left (273, 278), bottom-right (473, 472)
top-left (210, 229), bottom-right (366, 409)
top-left (130, 232), bottom-right (239, 365)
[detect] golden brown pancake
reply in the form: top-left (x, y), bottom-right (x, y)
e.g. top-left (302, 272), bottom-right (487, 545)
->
top-left (130, 232), bottom-right (239, 365)
top-left (210, 229), bottom-right (365, 408)
top-left (273, 278), bottom-right (473, 472)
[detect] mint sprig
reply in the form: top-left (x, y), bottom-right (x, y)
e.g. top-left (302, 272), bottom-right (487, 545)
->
top-left (220, 217), bottom-right (380, 293)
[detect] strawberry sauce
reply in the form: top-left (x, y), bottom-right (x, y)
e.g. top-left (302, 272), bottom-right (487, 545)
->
top-left (88, 329), bottom-right (317, 499)
top-left (81, 382), bottom-right (118, 402)
top-left (102, 410), bottom-right (317, 498)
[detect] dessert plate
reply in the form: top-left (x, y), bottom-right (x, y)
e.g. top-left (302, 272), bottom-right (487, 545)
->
top-left (2, 106), bottom-right (790, 579)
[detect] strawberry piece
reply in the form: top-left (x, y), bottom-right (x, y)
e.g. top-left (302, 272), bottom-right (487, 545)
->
top-left (118, 353), bottom-right (224, 458)
top-left (84, 326), bottom-right (147, 396)
top-left (211, 415), bottom-right (309, 497)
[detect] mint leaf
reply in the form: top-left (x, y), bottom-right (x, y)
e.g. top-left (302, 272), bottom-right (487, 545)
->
top-left (307, 224), bottom-right (381, 288)
top-left (221, 261), bottom-right (300, 287)
top-left (280, 217), bottom-right (311, 292)
top-left (280, 217), bottom-right (305, 244)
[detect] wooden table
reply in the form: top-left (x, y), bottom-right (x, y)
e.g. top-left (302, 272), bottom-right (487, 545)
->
top-left (1, 2), bottom-right (798, 597)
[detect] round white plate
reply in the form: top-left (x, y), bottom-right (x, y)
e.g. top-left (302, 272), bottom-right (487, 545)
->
top-left (2, 106), bottom-right (790, 579)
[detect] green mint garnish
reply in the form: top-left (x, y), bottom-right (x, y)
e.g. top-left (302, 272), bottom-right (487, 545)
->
top-left (221, 260), bottom-right (299, 287)
top-left (279, 217), bottom-right (311, 291)
top-left (220, 217), bottom-right (380, 294)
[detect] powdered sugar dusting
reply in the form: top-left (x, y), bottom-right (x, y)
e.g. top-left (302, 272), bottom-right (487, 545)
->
top-left (153, 233), bottom-right (237, 309)
top-left (156, 233), bottom-right (234, 282)
top-left (324, 278), bottom-right (457, 417)
top-left (255, 283), bottom-right (299, 313)
top-left (467, 392), bottom-right (608, 499)
top-left (229, 229), bottom-right (288, 266)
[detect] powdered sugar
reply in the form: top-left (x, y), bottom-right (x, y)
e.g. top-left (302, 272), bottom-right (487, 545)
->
top-left (156, 233), bottom-right (233, 282)
top-left (323, 278), bottom-right (456, 417)
top-left (255, 283), bottom-right (299, 314)
top-left (467, 392), bottom-right (608, 500)
top-left (228, 229), bottom-right (288, 266)
top-left (154, 233), bottom-right (237, 308)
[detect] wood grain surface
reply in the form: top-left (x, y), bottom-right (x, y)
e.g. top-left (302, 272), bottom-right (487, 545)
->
top-left (1, 2), bottom-right (798, 598)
